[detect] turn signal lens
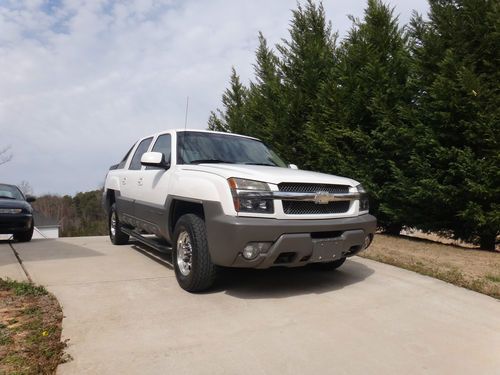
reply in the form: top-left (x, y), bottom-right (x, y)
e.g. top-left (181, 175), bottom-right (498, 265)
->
top-left (356, 184), bottom-right (369, 212)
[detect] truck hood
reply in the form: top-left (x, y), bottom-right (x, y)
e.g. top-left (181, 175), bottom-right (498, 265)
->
top-left (179, 164), bottom-right (359, 187)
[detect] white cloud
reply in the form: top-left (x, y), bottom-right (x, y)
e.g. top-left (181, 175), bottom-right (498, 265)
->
top-left (0, 0), bottom-right (429, 195)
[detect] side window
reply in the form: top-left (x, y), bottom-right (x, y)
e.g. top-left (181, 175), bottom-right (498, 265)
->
top-left (117, 143), bottom-right (136, 169)
top-left (129, 137), bottom-right (153, 170)
top-left (147, 134), bottom-right (171, 170)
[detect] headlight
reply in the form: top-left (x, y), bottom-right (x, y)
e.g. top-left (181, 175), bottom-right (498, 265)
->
top-left (228, 178), bottom-right (274, 214)
top-left (0, 208), bottom-right (23, 214)
top-left (356, 184), bottom-right (369, 212)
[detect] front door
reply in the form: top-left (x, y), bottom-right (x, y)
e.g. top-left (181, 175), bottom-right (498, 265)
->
top-left (116, 136), bottom-right (153, 224)
top-left (134, 133), bottom-right (173, 237)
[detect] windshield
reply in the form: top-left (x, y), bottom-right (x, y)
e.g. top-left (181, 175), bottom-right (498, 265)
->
top-left (177, 132), bottom-right (287, 167)
top-left (0, 184), bottom-right (24, 200)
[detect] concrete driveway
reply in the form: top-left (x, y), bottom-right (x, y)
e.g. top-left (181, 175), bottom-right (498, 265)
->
top-left (1, 236), bottom-right (499, 374)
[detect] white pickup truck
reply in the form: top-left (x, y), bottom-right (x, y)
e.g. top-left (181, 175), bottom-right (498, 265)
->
top-left (103, 130), bottom-right (376, 292)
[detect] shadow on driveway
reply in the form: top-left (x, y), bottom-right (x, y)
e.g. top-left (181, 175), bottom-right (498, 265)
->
top-left (8, 239), bottom-right (103, 262)
top-left (215, 261), bottom-right (374, 299)
top-left (130, 241), bottom-right (374, 299)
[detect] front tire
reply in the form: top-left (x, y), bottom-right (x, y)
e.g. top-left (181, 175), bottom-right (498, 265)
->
top-left (109, 203), bottom-right (129, 245)
top-left (173, 214), bottom-right (217, 292)
top-left (14, 224), bottom-right (34, 243)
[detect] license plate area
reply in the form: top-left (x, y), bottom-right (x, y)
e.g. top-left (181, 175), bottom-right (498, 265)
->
top-left (311, 238), bottom-right (345, 262)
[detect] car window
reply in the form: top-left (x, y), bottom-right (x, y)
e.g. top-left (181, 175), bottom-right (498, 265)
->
top-left (0, 184), bottom-right (24, 200)
top-left (117, 143), bottom-right (136, 169)
top-left (147, 134), bottom-right (171, 170)
top-left (129, 137), bottom-right (153, 170)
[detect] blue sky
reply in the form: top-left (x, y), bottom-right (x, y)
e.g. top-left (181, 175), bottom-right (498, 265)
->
top-left (0, 0), bottom-right (429, 195)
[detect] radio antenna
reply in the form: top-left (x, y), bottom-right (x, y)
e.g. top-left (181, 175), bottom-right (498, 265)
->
top-left (184, 96), bottom-right (189, 129)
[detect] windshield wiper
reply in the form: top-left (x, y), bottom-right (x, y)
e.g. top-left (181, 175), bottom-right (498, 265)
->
top-left (244, 162), bottom-right (277, 167)
top-left (0, 196), bottom-right (16, 199)
top-left (189, 159), bottom-right (234, 164)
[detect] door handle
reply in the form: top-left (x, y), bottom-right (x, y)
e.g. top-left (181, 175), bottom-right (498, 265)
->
top-left (137, 178), bottom-right (143, 186)
top-left (121, 177), bottom-right (127, 185)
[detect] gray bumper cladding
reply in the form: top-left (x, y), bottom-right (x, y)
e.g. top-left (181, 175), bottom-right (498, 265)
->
top-left (203, 201), bottom-right (376, 269)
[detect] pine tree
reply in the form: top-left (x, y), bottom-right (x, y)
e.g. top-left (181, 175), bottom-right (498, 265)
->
top-left (410, 0), bottom-right (500, 250)
top-left (274, 0), bottom-right (337, 166)
top-left (300, 40), bottom-right (356, 180)
top-left (334, 0), bottom-right (416, 232)
top-left (207, 67), bottom-right (248, 133)
top-left (242, 33), bottom-right (283, 146)
top-left (207, 0), bottom-right (498, 249)
top-left (209, 1), bottom-right (336, 166)
top-left (207, 111), bottom-right (227, 132)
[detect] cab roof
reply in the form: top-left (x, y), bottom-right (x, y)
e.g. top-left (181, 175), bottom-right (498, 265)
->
top-left (145, 129), bottom-right (259, 141)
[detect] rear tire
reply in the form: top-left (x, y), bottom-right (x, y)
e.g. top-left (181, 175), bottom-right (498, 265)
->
top-left (14, 224), bottom-right (34, 242)
top-left (109, 203), bottom-right (129, 245)
top-left (311, 257), bottom-right (346, 270)
top-left (173, 214), bottom-right (217, 292)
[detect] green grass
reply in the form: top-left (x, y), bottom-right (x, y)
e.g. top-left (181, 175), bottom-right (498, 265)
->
top-left (360, 235), bottom-right (500, 299)
top-left (0, 279), bottom-right (48, 297)
top-left (0, 329), bottom-right (14, 346)
top-left (361, 252), bottom-right (499, 299)
top-left (0, 278), bottom-right (66, 374)
top-left (22, 306), bottom-right (42, 317)
top-left (485, 274), bottom-right (500, 283)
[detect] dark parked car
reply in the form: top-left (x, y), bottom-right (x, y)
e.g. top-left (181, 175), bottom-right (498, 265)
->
top-left (0, 183), bottom-right (36, 242)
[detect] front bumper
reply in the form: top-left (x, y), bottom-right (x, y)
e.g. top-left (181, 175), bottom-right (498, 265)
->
top-left (204, 202), bottom-right (376, 268)
top-left (0, 214), bottom-right (33, 234)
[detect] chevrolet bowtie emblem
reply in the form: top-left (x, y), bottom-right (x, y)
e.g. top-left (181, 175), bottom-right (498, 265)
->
top-left (314, 191), bottom-right (330, 204)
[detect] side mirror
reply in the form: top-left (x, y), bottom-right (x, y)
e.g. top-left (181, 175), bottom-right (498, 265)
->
top-left (26, 195), bottom-right (36, 203)
top-left (141, 152), bottom-right (170, 169)
top-left (288, 164), bottom-right (299, 170)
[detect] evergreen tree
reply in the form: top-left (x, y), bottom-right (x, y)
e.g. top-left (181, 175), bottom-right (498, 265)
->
top-left (209, 1), bottom-right (336, 166)
top-left (243, 33), bottom-right (284, 150)
top-left (334, 0), bottom-right (416, 232)
top-left (207, 0), bottom-right (498, 249)
top-left (208, 67), bottom-right (248, 133)
top-left (275, 0), bottom-right (337, 166)
top-left (299, 36), bottom-right (355, 181)
top-left (411, 0), bottom-right (499, 250)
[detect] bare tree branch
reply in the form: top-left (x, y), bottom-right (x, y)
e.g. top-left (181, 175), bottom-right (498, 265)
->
top-left (0, 145), bottom-right (13, 166)
top-left (18, 180), bottom-right (34, 196)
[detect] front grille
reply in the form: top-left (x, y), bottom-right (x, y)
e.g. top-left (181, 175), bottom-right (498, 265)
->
top-left (278, 183), bottom-right (351, 215)
top-left (282, 200), bottom-right (350, 215)
top-left (278, 183), bottom-right (350, 194)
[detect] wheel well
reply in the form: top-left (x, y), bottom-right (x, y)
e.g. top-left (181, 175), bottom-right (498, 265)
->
top-left (105, 189), bottom-right (116, 213)
top-left (170, 200), bottom-right (204, 233)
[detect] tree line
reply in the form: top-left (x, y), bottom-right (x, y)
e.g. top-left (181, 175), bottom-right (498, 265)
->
top-left (208, 0), bottom-right (499, 250)
top-left (33, 190), bottom-right (107, 238)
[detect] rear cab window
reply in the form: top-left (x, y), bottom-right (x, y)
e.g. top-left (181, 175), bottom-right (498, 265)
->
top-left (117, 143), bottom-right (136, 169)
